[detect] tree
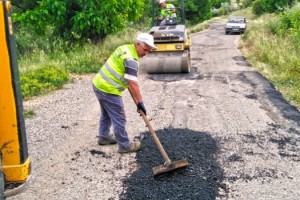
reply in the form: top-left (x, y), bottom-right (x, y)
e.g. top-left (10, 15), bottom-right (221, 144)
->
top-left (212, 0), bottom-right (230, 8)
top-left (242, 0), bottom-right (253, 8)
top-left (252, 0), bottom-right (264, 15)
top-left (262, 0), bottom-right (295, 12)
top-left (185, 0), bottom-right (213, 24)
top-left (11, 0), bottom-right (38, 12)
top-left (13, 0), bottom-right (144, 40)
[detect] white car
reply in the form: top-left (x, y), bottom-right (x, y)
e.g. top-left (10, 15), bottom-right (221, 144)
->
top-left (225, 16), bottom-right (247, 35)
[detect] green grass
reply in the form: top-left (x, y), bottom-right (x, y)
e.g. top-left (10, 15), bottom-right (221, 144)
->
top-left (16, 27), bottom-right (139, 99)
top-left (188, 22), bottom-right (210, 34)
top-left (239, 11), bottom-right (300, 108)
top-left (20, 65), bottom-right (69, 99)
top-left (23, 109), bottom-right (36, 119)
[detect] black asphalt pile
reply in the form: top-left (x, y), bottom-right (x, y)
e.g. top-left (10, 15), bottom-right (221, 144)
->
top-left (121, 128), bottom-right (225, 200)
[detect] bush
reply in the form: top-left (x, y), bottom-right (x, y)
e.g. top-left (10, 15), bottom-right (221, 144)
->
top-left (219, 7), bottom-right (225, 15)
top-left (267, 3), bottom-right (300, 38)
top-left (221, 2), bottom-right (234, 15)
top-left (285, 3), bottom-right (300, 38)
top-left (242, 0), bottom-right (253, 8)
top-left (20, 66), bottom-right (69, 98)
top-left (252, 0), bottom-right (265, 15)
top-left (261, 0), bottom-right (295, 13)
top-left (15, 25), bottom-right (69, 56)
top-left (211, 2), bottom-right (235, 16)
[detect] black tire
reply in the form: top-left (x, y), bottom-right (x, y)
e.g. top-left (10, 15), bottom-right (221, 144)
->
top-left (0, 153), bottom-right (5, 200)
top-left (225, 31), bottom-right (229, 35)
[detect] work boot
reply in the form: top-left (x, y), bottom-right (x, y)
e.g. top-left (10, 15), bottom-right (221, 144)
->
top-left (118, 140), bottom-right (141, 153)
top-left (98, 135), bottom-right (117, 145)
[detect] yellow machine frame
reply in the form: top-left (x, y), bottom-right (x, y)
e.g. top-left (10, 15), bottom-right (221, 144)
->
top-left (0, 0), bottom-right (31, 197)
top-left (154, 38), bottom-right (191, 52)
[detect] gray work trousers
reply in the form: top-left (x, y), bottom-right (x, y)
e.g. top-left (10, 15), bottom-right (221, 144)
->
top-left (93, 85), bottom-right (130, 149)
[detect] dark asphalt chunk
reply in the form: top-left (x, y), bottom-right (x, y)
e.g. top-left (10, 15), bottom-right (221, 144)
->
top-left (121, 129), bottom-right (226, 200)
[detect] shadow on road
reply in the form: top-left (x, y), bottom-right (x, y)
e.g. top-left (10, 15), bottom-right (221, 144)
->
top-left (147, 67), bottom-right (203, 82)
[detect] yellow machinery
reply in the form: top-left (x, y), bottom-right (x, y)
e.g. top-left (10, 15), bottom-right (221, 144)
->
top-left (0, 0), bottom-right (31, 198)
top-left (141, 0), bottom-right (191, 73)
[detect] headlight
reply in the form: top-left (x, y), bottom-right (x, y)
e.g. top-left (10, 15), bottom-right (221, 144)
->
top-left (175, 44), bottom-right (182, 49)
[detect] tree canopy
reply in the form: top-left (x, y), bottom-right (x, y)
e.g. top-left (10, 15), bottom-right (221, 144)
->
top-left (13, 0), bottom-right (144, 40)
top-left (14, 0), bottom-right (289, 41)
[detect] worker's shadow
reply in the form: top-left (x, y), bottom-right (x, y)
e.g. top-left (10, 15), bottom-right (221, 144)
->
top-left (120, 128), bottom-right (226, 200)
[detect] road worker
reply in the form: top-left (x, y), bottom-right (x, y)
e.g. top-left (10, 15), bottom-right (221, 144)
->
top-left (92, 33), bottom-right (156, 153)
top-left (157, 0), bottom-right (177, 25)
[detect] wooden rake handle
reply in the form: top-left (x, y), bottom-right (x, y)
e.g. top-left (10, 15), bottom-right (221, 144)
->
top-left (139, 111), bottom-right (171, 165)
top-left (128, 88), bottom-right (171, 165)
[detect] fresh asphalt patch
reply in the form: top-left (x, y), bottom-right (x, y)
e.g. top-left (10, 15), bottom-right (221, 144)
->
top-left (120, 128), bottom-right (226, 200)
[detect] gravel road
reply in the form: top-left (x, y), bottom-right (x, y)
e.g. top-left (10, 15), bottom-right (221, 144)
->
top-left (11, 21), bottom-right (300, 200)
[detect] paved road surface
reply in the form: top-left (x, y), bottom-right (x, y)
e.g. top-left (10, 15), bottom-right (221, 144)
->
top-left (11, 21), bottom-right (300, 200)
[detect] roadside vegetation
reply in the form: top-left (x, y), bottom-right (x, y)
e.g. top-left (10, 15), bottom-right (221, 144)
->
top-left (12, 0), bottom-right (299, 109)
top-left (13, 0), bottom-right (227, 100)
top-left (17, 27), bottom-right (139, 100)
top-left (240, 2), bottom-right (300, 108)
top-left (23, 109), bottom-right (36, 119)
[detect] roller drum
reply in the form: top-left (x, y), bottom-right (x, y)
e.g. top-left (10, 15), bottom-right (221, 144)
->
top-left (141, 50), bottom-right (191, 74)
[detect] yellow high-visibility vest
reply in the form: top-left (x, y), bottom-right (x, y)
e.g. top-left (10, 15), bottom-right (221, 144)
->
top-left (161, 4), bottom-right (176, 19)
top-left (93, 44), bottom-right (139, 96)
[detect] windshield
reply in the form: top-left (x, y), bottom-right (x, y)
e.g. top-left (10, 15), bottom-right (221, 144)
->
top-left (228, 19), bottom-right (245, 23)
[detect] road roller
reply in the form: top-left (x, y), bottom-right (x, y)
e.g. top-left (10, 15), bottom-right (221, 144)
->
top-left (141, 0), bottom-right (191, 74)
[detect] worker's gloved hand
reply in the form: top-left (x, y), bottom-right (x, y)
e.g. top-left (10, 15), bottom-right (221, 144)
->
top-left (137, 102), bottom-right (147, 115)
